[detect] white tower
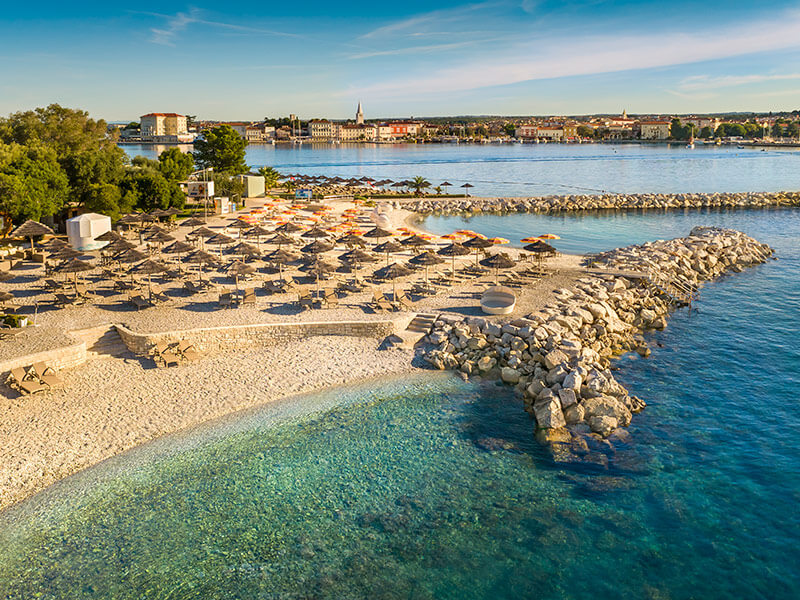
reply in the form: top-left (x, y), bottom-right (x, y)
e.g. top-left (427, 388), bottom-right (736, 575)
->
top-left (356, 101), bottom-right (364, 125)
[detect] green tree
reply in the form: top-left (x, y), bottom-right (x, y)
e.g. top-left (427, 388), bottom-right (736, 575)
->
top-left (83, 183), bottom-right (129, 221)
top-left (577, 125), bottom-right (595, 138)
top-left (192, 125), bottom-right (248, 174)
top-left (771, 123), bottom-right (784, 137)
top-left (258, 166), bottom-right (282, 190)
top-left (410, 176), bottom-right (431, 196)
top-left (158, 147), bottom-right (194, 182)
top-left (503, 123), bottom-right (516, 137)
top-left (786, 122), bottom-right (800, 139)
top-left (212, 172), bottom-right (246, 201)
top-left (699, 126), bottom-right (713, 139)
top-left (0, 143), bottom-right (69, 233)
top-left (0, 104), bottom-right (127, 208)
top-left (120, 168), bottom-right (184, 212)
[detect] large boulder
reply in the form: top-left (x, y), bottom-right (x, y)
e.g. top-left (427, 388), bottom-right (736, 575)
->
top-left (543, 348), bottom-right (569, 370)
top-left (533, 397), bottom-right (566, 429)
top-left (588, 415), bottom-right (618, 437)
top-left (581, 395), bottom-right (632, 427)
top-left (557, 388), bottom-right (578, 409)
top-left (501, 367), bottom-right (520, 384)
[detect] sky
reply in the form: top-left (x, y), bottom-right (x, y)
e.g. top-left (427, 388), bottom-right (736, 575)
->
top-left (1, 1), bottom-right (800, 121)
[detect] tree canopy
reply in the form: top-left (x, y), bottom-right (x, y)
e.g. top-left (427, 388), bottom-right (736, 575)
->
top-left (258, 166), bottom-right (281, 190)
top-left (192, 125), bottom-right (248, 174)
top-left (158, 147), bottom-right (194, 182)
top-left (0, 143), bottom-right (69, 234)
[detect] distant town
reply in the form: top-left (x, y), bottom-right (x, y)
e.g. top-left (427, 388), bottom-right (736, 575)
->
top-left (117, 104), bottom-right (800, 145)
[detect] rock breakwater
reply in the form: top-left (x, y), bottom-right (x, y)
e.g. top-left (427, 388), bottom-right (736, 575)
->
top-left (422, 227), bottom-right (773, 449)
top-left (406, 191), bottom-right (800, 215)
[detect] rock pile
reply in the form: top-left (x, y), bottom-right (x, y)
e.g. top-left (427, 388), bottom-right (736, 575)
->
top-left (407, 191), bottom-right (800, 215)
top-left (422, 228), bottom-right (773, 447)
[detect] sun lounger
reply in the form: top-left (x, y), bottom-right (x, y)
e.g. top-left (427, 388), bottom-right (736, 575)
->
top-left (0, 324), bottom-right (25, 340)
top-left (151, 342), bottom-right (180, 368)
top-left (395, 290), bottom-right (416, 310)
top-left (6, 367), bottom-right (48, 395)
top-left (322, 288), bottom-right (339, 308)
top-left (130, 294), bottom-right (152, 310)
top-left (370, 291), bottom-right (396, 312)
top-left (218, 292), bottom-right (234, 308)
top-left (262, 280), bottom-right (285, 295)
top-left (149, 285), bottom-right (169, 304)
top-left (0, 301), bottom-right (22, 313)
top-left (53, 293), bottom-right (83, 307)
top-left (177, 341), bottom-right (201, 362)
top-left (240, 287), bottom-right (256, 306)
top-left (298, 290), bottom-right (315, 311)
top-left (31, 362), bottom-right (64, 388)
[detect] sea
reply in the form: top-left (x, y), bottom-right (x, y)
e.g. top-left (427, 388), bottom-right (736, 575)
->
top-left (1, 144), bottom-right (798, 599)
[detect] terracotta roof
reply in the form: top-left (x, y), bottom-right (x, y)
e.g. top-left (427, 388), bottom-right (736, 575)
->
top-left (140, 113), bottom-right (185, 118)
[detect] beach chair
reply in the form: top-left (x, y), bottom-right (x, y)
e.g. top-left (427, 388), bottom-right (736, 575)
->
top-left (262, 280), bottom-right (284, 295)
top-left (150, 285), bottom-right (169, 304)
top-left (130, 294), bottom-right (151, 310)
top-left (370, 290), bottom-right (396, 312)
top-left (0, 301), bottom-right (22, 313)
top-left (53, 293), bottom-right (82, 307)
top-left (395, 290), bottom-right (416, 310)
top-left (298, 289), bottom-right (315, 311)
top-left (0, 324), bottom-right (25, 340)
top-left (322, 288), bottom-right (339, 308)
top-left (152, 342), bottom-right (180, 368)
top-left (42, 278), bottom-right (63, 291)
top-left (177, 341), bottom-right (201, 362)
top-left (31, 362), bottom-right (64, 389)
top-left (6, 367), bottom-right (47, 395)
top-left (240, 287), bottom-right (257, 306)
top-left (218, 292), bottom-right (234, 309)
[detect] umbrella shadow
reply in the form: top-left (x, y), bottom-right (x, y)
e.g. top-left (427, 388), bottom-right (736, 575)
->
top-left (261, 302), bottom-right (304, 316)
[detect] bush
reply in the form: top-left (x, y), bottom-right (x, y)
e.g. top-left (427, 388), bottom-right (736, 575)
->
top-left (2, 314), bottom-right (27, 327)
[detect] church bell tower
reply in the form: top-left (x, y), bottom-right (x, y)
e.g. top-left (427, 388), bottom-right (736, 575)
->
top-left (356, 101), bottom-right (364, 125)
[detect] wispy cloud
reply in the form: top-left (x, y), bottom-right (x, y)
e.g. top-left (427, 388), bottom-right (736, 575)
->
top-left (359, 1), bottom-right (503, 39)
top-left (150, 9), bottom-right (199, 45)
top-left (144, 8), bottom-right (299, 45)
top-left (342, 9), bottom-right (800, 98)
top-left (348, 40), bottom-right (488, 60)
top-left (678, 73), bottom-right (800, 91)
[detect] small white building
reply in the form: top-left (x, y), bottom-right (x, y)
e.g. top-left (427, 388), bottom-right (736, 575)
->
top-left (66, 213), bottom-right (111, 251)
top-left (237, 175), bottom-right (266, 198)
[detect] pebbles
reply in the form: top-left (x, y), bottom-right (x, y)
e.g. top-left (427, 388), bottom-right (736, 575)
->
top-left (0, 337), bottom-right (416, 511)
top-left (422, 227), bottom-right (773, 449)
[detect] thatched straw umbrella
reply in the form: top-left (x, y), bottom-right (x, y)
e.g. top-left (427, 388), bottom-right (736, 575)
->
top-left (181, 217), bottom-right (208, 228)
top-left (364, 227), bottom-right (394, 245)
top-left (274, 222), bottom-right (304, 234)
top-left (205, 232), bottom-right (235, 257)
top-left (227, 261), bottom-right (257, 288)
top-left (400, 234), bottom-right (430, 250)
top-left (11, 220), bottom-right (54, 252)
top-left (437, 242), bottom-right (471, 280)
top-left (463, 235), bottom-right (494, 267)
top-left (373, 261), bottom-right (413, 300)
top-left (480, 252), bottom-right (516, 284)
top-left (373, 239), bottom-right (404, 265)
top-left (130, 259), bottom-right (168, 297)
top-left (301, 226), bottom-right (330, 239)
top-left (56, 257), bottom-right (95, 289)
top-left (522, 240), bottom-right (557, 262)
top-left (183, 250), bottom-right (219, 283)
top-left (461, 183), bottom-right (474, 196)
top-left (410, 250), bottom-right (444, 287)
top-left (337, 233), bottom-right (367, 248)
top-left (302, 257), bottom-right (339, 296)
top-left (266, 248), bottom-right (299, 283)
top-left (301, 239), bottom-right (335, 255)
top-left (266, 232), bottom-right (297, 249)
top-left (244, 225), bottom-right (272, 249)
top-left (228, 242), bottom-right (262, 261)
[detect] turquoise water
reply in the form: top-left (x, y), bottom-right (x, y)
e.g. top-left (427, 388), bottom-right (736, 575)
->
top-left (121, 142), bottom-right (800, 198)
top-left (1, 209), bottom-right (799, 598)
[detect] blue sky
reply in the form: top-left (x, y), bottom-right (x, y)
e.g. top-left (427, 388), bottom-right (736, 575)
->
top-left (1, 1), bottom-right (799, 121)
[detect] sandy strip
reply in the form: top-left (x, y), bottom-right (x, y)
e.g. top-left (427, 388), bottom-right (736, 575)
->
top-left (0, 337), bottom-right (418, 511)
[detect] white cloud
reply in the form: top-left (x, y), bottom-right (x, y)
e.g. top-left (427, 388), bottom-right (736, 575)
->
top-left (341, 9), bottom-right (800, 98)
top-left (348, 40), bottom-right (490, 60)
top-left (678, 73), bottom-right (800, 91)
top-left (520, 0), bottom-right (539, 14)
top-left (146, 9), bottom-right (298, 45)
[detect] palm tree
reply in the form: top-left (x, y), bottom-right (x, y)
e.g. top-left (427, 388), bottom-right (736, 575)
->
top-left (411, 176), bottom-right (431, 197)
top-left (258, 166), bottom-right (282, 191)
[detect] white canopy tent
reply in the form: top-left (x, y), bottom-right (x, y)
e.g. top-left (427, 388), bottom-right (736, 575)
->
top-left (66, 213), bottom-right (112, 251)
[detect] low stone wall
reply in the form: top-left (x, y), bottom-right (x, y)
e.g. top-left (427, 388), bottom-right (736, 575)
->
top-left (116, 319), bottom-right (399, 355)
top-left (0, 341), bottom-right (87, 375)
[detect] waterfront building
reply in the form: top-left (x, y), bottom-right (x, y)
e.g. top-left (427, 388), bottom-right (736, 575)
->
top-left (536, 126), bottom-right (564, 141)
top-left (639, 121), bottom-right (672, 140)
top-left (515, 124), bottom-right (538, 139)
top-left (340, 123), bottom-right (376, 141)
top-left (139, 113), bottom-right (191, 142)
top-left (308, 119), bottom-right (339, 141)
top-left (356, 101), bottom-right (364, 125)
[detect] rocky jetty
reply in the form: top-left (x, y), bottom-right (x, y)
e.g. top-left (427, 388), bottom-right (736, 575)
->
top-left (406, 190), bottom-right (800, 215)
top-left (422, 227), bottom-right (773, 448)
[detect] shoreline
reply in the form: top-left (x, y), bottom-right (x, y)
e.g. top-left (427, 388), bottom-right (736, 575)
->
top-left (0, 193), bottom-right (782, 513)
top-left (0, 338), bottom-right (420, 512)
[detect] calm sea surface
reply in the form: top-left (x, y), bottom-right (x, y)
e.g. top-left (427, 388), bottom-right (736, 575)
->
top-left (1, 205), bottom-right (798, 598)
top-left (122, 142), bottom-right (800, 197)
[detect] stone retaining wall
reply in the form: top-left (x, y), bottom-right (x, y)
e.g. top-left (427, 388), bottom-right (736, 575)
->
top-left (115, 319), bottom-right (399, 355)
top-left (0, 342), bottom-right (87, 375)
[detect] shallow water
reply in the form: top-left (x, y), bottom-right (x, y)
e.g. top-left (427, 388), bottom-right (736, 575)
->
top-left (122, 142), bottom-right (800, 198)
top-left (1, 209), bottom-right (799, 599)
